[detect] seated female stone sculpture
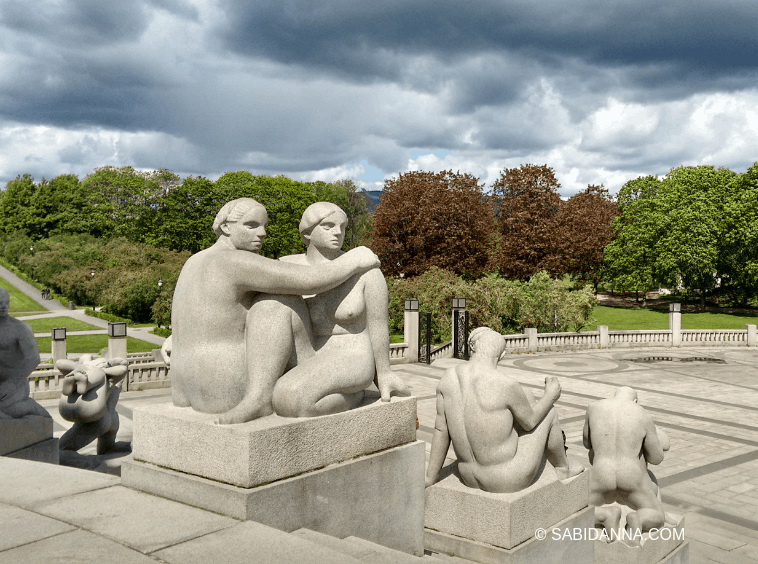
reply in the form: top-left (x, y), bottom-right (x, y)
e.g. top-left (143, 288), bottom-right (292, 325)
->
top-left (170, 198), bottom-right (381, 424)
top-left (425, 327), bottom-right (582, 493)
top-left (56, 354), bottom-right (129, 455)
top-left (0, 289), bottom-right (50, 420)
top-left (274, 202), bottom-right (410, 417)
top-left (583, 387), bottom-right (670, 537)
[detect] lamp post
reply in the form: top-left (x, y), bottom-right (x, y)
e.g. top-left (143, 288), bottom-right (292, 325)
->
top-left (157, 279), bottom-right (163, 288)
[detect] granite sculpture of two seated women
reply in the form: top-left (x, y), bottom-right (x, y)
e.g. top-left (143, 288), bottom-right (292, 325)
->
top-left (169, 198), bottom-right (409, 423)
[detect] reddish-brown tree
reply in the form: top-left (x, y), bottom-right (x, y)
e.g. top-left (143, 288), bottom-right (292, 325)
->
top-left (491, 164), bottom-right (563, 280)
top-left (555, 184), bottom-right (619, 289)
top-left (370, 170), bottom-right (495, 278)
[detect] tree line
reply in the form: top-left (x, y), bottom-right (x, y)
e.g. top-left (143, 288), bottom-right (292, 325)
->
top-left (2, 160), bottom-right (755, 329)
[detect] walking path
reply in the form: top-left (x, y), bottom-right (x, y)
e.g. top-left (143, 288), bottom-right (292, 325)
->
top-left (1, 263), bottom-right (166, 352)
top-left (11, 346), bottom-right (757, 563)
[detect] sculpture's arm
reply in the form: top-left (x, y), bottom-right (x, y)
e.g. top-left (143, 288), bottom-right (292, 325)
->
top-left (227, 247), bottom-right (379, 295)
top-left (582, 408), bottom-right (592, 451)
top-left (642, 416), bottom-right (666, 465)
top-left (363, 268), bottom-right (411, 401)
top-left (658, 428), bottom-right (670, 452)
top-left (426, 389), bottom-right (450, 488)
top-left (506, 376), bottom-right (560, 432)
top-left (17, 324), bottom-right (40, 371)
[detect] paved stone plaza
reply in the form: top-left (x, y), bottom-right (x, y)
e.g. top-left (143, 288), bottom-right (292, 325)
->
top-left (22, 346), bottom-right (757, 563)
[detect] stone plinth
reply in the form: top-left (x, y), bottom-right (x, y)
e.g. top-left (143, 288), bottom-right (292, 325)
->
top-left (132, 395), bottom-right (416, 488)
top-left (123, 440), bottom-right (426, 555)
top-left (0, 415), bottom-right (58, 464)
top-left (425, 463), bottom-right (589, 550)
top-left (425, 506), bottom-right (594, 564)
top-left (594, 514), bottom-right (687, 564)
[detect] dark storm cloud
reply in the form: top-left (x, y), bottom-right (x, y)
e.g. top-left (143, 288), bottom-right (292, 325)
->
top-left (0, 0), bottom-right (150, 46)
top-left (216, 0), bottom-right (758, 83)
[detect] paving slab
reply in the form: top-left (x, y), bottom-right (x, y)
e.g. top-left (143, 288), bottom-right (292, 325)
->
top-left (34, 485), bottom-right (237, 554)
top-left (152, 521), bottom-right (363, 564)
top-left (0, 456), bottom-right (119, 508)
top-left (0, 529), bottom-right (158, 564)
top-left (0, 503), bottom-right (76, 552)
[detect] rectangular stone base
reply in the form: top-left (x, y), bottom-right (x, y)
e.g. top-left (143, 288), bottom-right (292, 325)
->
top-left (425, 505), bottom-right (595, 564)
top-left (0, 415), bottom-right (54, 455)
top-left (132, 396), bottom-right (416, 488)
top-left (594, 515), bottom-right (686, 564)
top-left (3, 437), bottom-right (59, 464)
top-left (425, 464), bottom-right (589, 549)
top-left (123, 439), bottom-right (426, 555)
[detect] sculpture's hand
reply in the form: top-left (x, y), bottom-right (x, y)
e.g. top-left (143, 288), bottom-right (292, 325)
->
top-left (544, 376), bottom-right (561, 403)
top-left (344, 246), bottom-right (380, 270)
top-left (377, 370), bottom-right (411, 402)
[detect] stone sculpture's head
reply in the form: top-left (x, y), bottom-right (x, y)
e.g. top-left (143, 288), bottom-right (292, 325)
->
top-left (615, 386), bottom-right (638, 403)
top-left (299, 202), bottom-right (348, 250)
top-left (213, 198), bottom-right (268, 253)
top-left (468, 327), bottom-right (506, 360)
top-left (0, 288), bottom-right (9, 317)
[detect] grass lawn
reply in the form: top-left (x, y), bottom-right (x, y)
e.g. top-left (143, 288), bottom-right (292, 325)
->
top-left (25, 316), bottom-right (102, 333)
top-left (0, 276), bottom-right (45, 313)
top-left (36, 335), bottom-right (159, 354)
top-left (390, 333), bottom-right (405, 344)
top-left (589, 305), bottom-right (758, 331)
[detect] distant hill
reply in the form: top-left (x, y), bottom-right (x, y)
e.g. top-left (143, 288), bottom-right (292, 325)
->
top-left (360, 190), bottom-right (382, 213)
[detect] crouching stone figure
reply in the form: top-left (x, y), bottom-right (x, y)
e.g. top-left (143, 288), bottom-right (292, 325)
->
top-left (584, 386), bottom-right (670, 537)
top-left (425, 327), bottom-right (583, 493)
top-left (56, 354), bottom-right (130, 455)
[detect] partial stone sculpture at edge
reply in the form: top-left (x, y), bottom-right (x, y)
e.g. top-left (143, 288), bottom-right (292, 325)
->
top-left (423, 327), bottom-right (591, 562)
top-left (0, 288), bottom-right (58, 463)
top-left (169, 198), bottom-right (408, 424)
top-left (584, 387), bottom-right (688, 562)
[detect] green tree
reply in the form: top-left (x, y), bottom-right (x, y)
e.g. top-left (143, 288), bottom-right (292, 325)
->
top-left (719, 162), bottom-right (758, 305)
top-left (81, 166), bottom-right (179, 242)
top-left (655, 166), bottom-right (737, 308)
top-left (148, 176), bottom-right (218, 253)
top-left (603, 176), bottom-right (662, 300)
top-left (0, 175), bottom-right (37, 237)
top-left (370, 170), bottom-right (495, 278)
top-left (491, 164), bottom-right (563, 280)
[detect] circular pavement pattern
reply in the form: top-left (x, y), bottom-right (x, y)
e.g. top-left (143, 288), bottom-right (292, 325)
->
top-left (513, 356), bottom-right (624, 374)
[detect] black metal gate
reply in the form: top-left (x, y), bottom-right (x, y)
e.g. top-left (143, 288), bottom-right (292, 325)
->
top-left (453, 309), bottom-right (469, 360)
top-left (418, 312), bottom-right (432, 364)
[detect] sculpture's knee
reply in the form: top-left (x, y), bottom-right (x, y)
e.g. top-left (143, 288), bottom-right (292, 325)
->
top-left (272, 378), bottom-right (312, 417)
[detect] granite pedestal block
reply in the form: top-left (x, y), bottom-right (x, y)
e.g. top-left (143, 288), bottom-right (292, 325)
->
top-left (0, 416), bottom-right (58, 464)
top-left (594, 514), bottom-right (687, 564)
top-left (125, 395), bottom-right (423, 555)
top-left (425, 463), bottom-right (589, 550)
top-left (123, 440), bottom-right (426, 555)
top-left (425, 505), bottom-right (595, 564)
top-left (132, 396), bottom-right (417, 488)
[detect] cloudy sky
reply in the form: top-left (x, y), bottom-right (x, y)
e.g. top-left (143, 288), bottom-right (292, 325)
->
top-left (1, 0), bottom-right (756, 196)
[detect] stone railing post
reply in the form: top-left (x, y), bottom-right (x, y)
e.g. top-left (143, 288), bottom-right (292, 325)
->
top-left (747, 324), bottom-right (757, 347)
top-left (404, 299), bottom-right (419, 363)
top-left (525, 328), bottom-right (538, 352)
top-left (51, 327), bottom-right (67, 365)
top-left (597, 325), bottom-right (609, 348)
top-left (669, 303), bottom-right (681, 346)
top-left (107, 322), bottom-right (128, 360)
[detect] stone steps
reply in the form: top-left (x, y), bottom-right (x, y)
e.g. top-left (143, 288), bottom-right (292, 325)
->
top-left (292, 527), bottom-right (466, 563)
